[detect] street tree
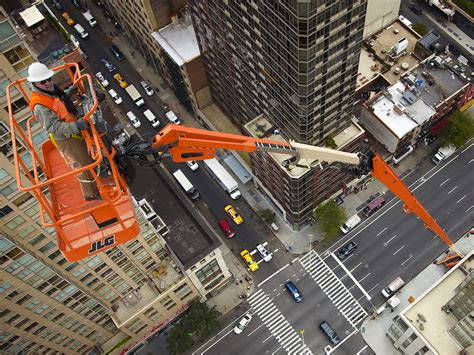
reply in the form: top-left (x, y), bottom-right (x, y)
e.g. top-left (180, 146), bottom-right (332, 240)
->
top-left (259, 208), bottom-right (276, 224)
top-left (439, 110), bottom-right (474, 148)
top-left (313, 200), bottom-right (346, 239)
top-left (412, 23), bottom-right (428, 36)
top-left (166, 299), bottom-right (221, 354)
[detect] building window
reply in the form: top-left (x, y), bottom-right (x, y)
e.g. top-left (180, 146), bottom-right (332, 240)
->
top-left (174, 283), bottom-right (193, 300)
top-left (195, 259), bottom-right (222, 286)
top-left (0, 205), bottom-right (13, 217)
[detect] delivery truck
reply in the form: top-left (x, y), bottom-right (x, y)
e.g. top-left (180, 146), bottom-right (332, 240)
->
top-left (125, 84), bottom-right (145, 107)
top-left (204, 158), bottom-right (241, 199)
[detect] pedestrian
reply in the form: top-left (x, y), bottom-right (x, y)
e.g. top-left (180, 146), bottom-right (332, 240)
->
top-left (27, 62), bottom-right (100, 201)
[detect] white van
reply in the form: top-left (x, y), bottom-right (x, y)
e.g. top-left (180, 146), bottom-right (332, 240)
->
top-left (144, 109), bottom-right (160, 128)
top-left (74, 24), bottom-right (88, 39)
top-left (340, 214), bottom-right (361, 234)
top-left (165, 111), bottom-right (181, 125)
top-left (382, 277), bottom-right (405, 298)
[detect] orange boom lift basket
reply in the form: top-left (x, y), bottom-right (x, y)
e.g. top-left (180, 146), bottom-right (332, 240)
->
top-left (6, 63), bottom-right (139, 261)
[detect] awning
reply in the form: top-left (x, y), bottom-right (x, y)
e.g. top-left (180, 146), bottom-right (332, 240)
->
top-left (19, 6), bottom-right (44, 27)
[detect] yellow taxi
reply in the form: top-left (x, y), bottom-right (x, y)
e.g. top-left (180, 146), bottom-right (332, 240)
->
top-left (62, 13), bottom-right (74, 26)
top-left (224, 204), bottom-right (243, 225)
top-left (113, 73), bottom-right (128, 89)
top-left (240, 250), bottom-right (259, 272)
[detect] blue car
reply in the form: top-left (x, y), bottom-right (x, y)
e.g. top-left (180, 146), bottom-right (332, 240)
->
top-left (285, 281), bottom-right (303, 303)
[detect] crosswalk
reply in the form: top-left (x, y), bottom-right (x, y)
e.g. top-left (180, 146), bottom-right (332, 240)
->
top-left (299, 251), bottom-right (367, 327)
top-left (248, 289), bottom-right (312, 355)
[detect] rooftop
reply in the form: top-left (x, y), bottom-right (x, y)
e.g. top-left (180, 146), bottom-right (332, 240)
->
top-left (365, 19), bottom-right (421, 84)
top-left (131, 162), bottom-right (220, 270)
top-left (407, 54), bottom-right (470, 108)
top-left (19, 5), bottom-right (43, 27)
top-left (401, 251), bottom-right (473, 354)
top-left (244, 114), bottom-right (365, 179)
top-left (357, 47), bottom-right (383, 89)
top-left (152, 19), bottom-right (200, 66)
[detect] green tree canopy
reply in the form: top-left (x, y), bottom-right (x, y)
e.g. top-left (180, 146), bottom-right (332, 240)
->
top-left (412, 23), bottom-right (428, 36)
top-left (313, 201), bottom-right (346, 239)
top-left (166, 299), bottom-right (221, 355)
top-left (259, 208), bottom-right (276, 224)
top-left (439, 111), bottom-right (474, 148)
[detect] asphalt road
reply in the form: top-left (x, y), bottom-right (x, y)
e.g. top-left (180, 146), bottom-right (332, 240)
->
top-left (189, 144), bottom-right (472, 354)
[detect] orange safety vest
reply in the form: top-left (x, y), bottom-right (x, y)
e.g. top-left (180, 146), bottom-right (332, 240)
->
top-left (29, 92), bottom-right (81, 145)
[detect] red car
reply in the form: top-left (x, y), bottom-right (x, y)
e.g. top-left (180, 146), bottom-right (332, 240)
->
top-left (218, 219), bottom-right (235, 238)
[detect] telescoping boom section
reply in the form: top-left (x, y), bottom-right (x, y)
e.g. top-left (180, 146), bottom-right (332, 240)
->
top-left (153, 125), bottom-right (459, 256)
top-left (6, 63), bottom-right (139, 261)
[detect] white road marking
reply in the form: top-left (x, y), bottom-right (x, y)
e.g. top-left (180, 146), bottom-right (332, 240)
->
top-left (323, 144), bottom-right (471, 254)
top-left (376, 227), bottom-right (388, 236)
top-left (448, 186), bottom-right (458, 194)
top-left (271, 346), bottom-right (282, 355)
top-left (469, 158), bottom-right (473, 164)
top-left (359, 272), bottom-right (371, 282)
top-left (350, 262), bottom-right (362, 273)
top-left (385, 235), bottom-right (397, 245)
top-left (257, 263), bottom-right (290, 287)
top-left (457, 195), bottom-right (466, 204)
top-left (466, 205), bottom-right (474, 213)
top-left (401, 254), bottom-right (413, 266)
top-left (357, 345), bottom-right (368, 354)
top-left (332, 253), bottom-right (372, 301)
top-left (273, 248), bottom-right (279, 253)
top-left (439, 178), bottom-right (450, 187)
top-left (262, 334), bottom-right (273, 343)
top-left (393, 245), bottom-right (405, 255)
top-left (247, 323), bottom-right (264, 336)
top-left (366, 282), bottom-right (380, 294)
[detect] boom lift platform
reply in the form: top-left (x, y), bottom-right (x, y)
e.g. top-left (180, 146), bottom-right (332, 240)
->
top-left (7, 63), bottom-right (139, 261)
top-left (7, 66), bottom-right (461, 263)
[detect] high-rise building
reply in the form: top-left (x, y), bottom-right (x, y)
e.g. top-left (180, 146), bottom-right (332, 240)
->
top-left (0, 6), bottom-right (229, 353)
top-left (103, 0), bottom-right (210, 113)
top-left (190, 1), bottom-right (368, 228)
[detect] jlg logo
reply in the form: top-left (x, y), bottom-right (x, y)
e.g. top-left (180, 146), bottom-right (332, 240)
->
top-left (88, 236), bottom-right (115, 254)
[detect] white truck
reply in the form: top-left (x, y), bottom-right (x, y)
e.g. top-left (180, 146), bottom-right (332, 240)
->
top-left (340, 214), bottom-right (361, 234)
top-left (204, 158), bottom-right (241, 199)
top-left (432, 145), bottom-right (455, 164)
top-left (82, 11), bottom-right (97, 27)
top-left (125, 85), bottom-right (145, 107)
top-left (382, 277), bottom-right (405, 298)
top-left (172, 169), bottom-right (200, 201)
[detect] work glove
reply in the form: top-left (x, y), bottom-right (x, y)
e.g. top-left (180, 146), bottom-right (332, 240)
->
top-left (75, 119), bottom-right (89, 131)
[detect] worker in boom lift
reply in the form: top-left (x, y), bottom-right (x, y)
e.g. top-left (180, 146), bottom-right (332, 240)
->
top-left (27, 62), bottom-right (100, 200)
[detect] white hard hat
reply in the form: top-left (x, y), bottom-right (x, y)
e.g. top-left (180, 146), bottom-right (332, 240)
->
top-left (27, 62), bottom-right (55, 82)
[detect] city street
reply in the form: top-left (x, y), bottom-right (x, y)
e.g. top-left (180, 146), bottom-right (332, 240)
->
top-left (190, 144), bottom-right (473, 354)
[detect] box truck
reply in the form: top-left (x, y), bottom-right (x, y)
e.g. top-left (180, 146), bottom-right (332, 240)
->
top-left (204, 158), bottom-right (241, 199)
top-left (125, 85), bottom-right (144, 107)
top-left (82, 11), bottom-right (97, 27)
top-left (382, 277), bottom-right (405, 298)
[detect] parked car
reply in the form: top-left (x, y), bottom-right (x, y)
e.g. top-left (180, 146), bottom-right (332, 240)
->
top-left (144, 109), bottom-right (160, 128)
top-left (319, 321), bottom-right (341, 345)
top-left (108, 89), bottom-right (122, 104)
top-left (285, 281), bottom-right (303, 302)
top-left (95, 72), bottom-right (109, 87)
top-left (62, 12), bottom-right (74, 25)
top-left (186, 160), bottom-right (199, 171)
top-left (233, 313), bottom-right (252, 334)
top-left (140, 80), bottom-right (154, 96)
top-left (224, 204), bottom-right (243, 225)
top-left (337, 241), bottom-right (358, 260)
top-left (218, 219), bottom-right (235, 238)
top-left (409, 5), bottom-right (423, 15)
top-left (256, 244), bottom-right (272, 262)
top-left (72, 0), bottom-right (82, 9)
top-left (101, 58), bottom-right (116, 72)
top-left (114, 73), bottom-right (128, 88)
top-left (126, 111), bottom-right (141, 128)
top-left (240, 250), bottom-right (258, 272)
top-left (52, 0), bottom-right (63, 10)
